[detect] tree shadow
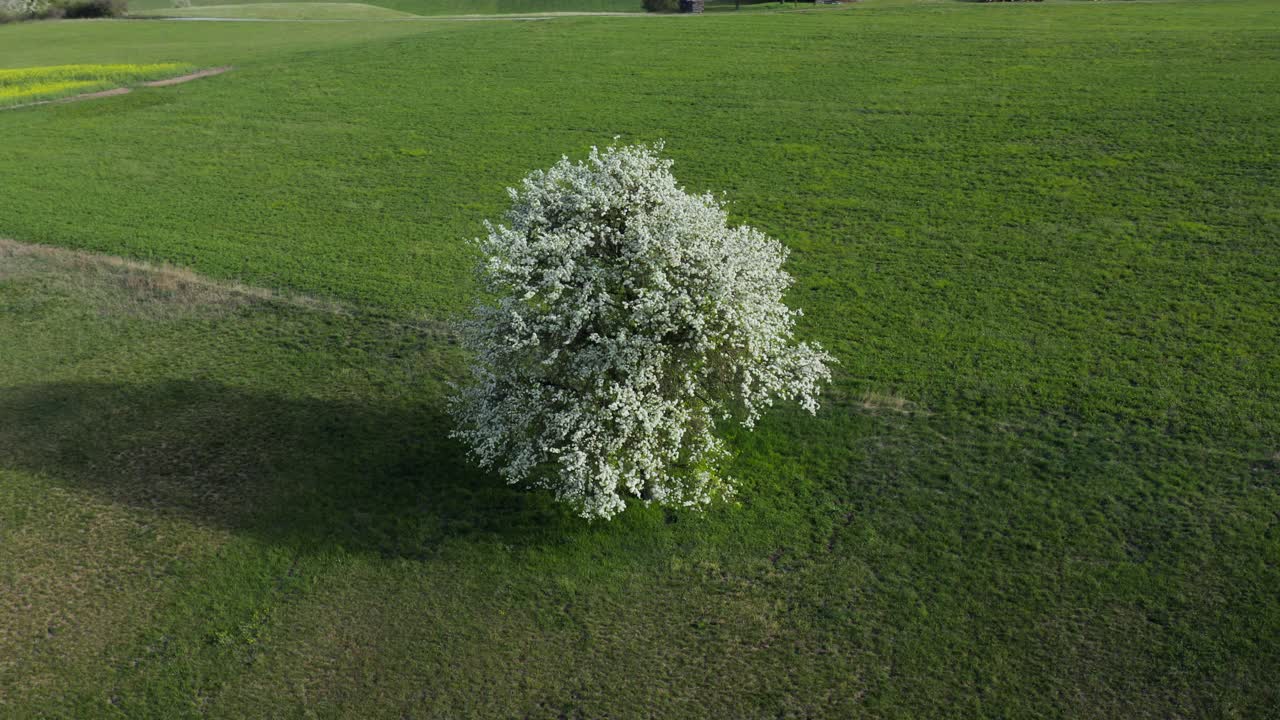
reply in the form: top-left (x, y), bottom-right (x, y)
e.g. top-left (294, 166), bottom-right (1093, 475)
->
top-left (0, 380), bottom-right (580, 559)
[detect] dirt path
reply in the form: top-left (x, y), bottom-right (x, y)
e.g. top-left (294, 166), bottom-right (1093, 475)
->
top-left (57, 87), bottom-right (133, 103)
top-left (142, 66), bottom-right (233, 87)
top-left (3, 67), bottom-right (233, 111)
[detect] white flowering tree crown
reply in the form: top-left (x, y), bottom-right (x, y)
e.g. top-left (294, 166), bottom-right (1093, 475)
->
top-left (451, 143), bottom-right (833, 520)
top-left (1, 0), bottom-right (50, 15)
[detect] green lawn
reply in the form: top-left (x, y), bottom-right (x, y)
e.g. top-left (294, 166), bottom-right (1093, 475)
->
top-left (126, 0), bottom-right (644, 15)
top-left (2, 1), bottom-right (1278, 717)
top-left (133, 3), bottom-right (426, 19)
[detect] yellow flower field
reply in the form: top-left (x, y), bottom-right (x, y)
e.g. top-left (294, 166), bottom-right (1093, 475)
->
top-left (0, 63), bottom-right (191, 107)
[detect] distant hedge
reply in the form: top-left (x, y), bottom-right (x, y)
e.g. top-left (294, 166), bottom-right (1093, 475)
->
top-left (60, 0), bottom-right (127, 16)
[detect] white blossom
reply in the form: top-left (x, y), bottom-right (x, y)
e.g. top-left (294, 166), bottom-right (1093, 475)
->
top-left (0, 0), bottom-right (50, 15)
top-left (450, 142), bottom-right (834, 520)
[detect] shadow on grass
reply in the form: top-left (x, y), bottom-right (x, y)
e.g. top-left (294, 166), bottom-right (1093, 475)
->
top-left (0, 380), bottom-right (580, 558)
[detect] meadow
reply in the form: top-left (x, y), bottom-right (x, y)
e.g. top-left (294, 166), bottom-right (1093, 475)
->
top-left (1, 1), bottom-right (1278, 717)
top-left (125, 0), bottom-right (643, 16)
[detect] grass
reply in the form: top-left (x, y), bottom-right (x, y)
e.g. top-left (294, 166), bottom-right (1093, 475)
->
top-left (134, 3), bottom-right (425, 18)
top-left (1, 0), bottom-right (1278, 717)
top-left (128, 0), bottom-right (644, 15)
top-left (0, 63), bottom-right (192, 107)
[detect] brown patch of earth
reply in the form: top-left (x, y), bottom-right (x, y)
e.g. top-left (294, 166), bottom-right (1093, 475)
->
top-left (55, 86), bottom-right (133, 103)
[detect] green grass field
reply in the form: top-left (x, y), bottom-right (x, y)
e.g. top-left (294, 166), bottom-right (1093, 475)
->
top-left (2, 1), bottom-right (1278, 717)
top-left (135, 3), bottom-right (426, 19)
top-left (126, 0), bottom-right (643, 16)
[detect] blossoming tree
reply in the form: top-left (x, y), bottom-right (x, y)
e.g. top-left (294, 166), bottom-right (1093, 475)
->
top-left (1, 0), bottom-right (49, 17)
top-left (451, 143), bottom-right (834, 520)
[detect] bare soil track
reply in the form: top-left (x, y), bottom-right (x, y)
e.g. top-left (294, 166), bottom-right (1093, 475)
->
top-left (141, 66), bottom-right (233, 87)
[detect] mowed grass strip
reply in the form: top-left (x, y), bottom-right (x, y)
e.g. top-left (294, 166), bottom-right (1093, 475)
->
top-left (126, 0), bottom-right (643, 15)
top-left (0, 63), bottom-right (193, 107)
top-left (135, 3), bottom-right (427, 19)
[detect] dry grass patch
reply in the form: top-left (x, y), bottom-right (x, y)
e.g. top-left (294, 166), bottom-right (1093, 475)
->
top-left (858, 390), bottom-right (922, 415)
top-left (0, 237), bottom-right (347, 319)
